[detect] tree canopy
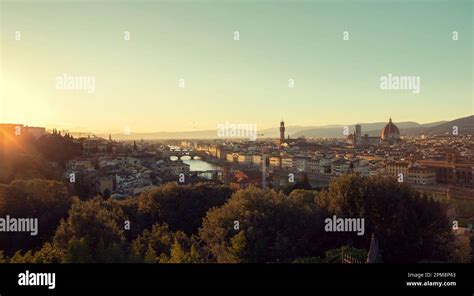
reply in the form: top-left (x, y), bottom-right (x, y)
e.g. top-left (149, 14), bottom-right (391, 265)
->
top-left (0, 175), bottom-right (459, 264)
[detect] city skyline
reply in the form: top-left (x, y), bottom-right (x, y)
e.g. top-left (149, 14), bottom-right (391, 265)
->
top-left (1, 0), bottom-right (473, 133)
top-left (1, 114), bottom-right (470, 137)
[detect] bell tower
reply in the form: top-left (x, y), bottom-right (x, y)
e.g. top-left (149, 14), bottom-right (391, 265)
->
top-left (279, 120), bottom-right (285, 144)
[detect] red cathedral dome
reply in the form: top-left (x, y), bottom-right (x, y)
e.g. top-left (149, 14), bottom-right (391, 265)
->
top-left (381, 117), bottom-right (400, 142)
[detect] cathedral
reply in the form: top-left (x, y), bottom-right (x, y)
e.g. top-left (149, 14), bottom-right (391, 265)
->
top-left (380, 117), bottom-right (401, 144)
top-left (347, 117), bottom-right (401, 147)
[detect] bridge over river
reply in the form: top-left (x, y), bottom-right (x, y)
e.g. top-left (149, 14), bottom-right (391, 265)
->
top-left (168, 149), bottom-right (210, 160)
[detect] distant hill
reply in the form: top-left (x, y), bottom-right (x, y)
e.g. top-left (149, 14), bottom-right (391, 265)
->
top-left (422, 115), bottom-right (474, 135)
top-left (104, 125), bottom-right (318, 140)
top-left (258, 126), bottom-right (319, 138)
top-left (387, 116), bottom-right (473, 137)
top-left (94, 116), bottom-right (472, 140)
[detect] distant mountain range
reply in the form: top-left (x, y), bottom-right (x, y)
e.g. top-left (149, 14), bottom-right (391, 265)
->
top-left (287, 116), bottom-right (474, 138)
top-left (399, 116), bottom-right (474, 136)
top-left (98, 115), bottom-right (473, 140)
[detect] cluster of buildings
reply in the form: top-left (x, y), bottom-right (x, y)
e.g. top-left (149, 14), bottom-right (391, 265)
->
top-left (65, 137), bottom-right (194, 199)
top-left (193, 119), bottom-right (474, 193)
top-left (3, 120), bottom-right (473, 261)
top-left (3, 119), bottom-right (473, 201)
top-left (188, 119), bottom-right (473, 238)
top-left (346, 117), bottom-right (402, 147)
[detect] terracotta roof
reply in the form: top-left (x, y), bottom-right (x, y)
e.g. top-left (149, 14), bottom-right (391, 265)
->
top-left (381, 117), bottom-right (400, 140)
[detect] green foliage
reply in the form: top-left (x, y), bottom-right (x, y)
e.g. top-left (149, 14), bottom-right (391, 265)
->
top-left (454, 199), bottom-right (474, 222)
top-left (169, 241), bottom-right (188, 263)
top-left (318, 174), bottom-right (454, 263)
top-left (136, 182), bottom-right (232, 234)
top-left (9, 250), bottom-right (35, 263)
top-left (166, 241), bottom-right (202, 263)
top-left (226, 231), bottom-right (248, 263)
top-left (449, 235), bottom-right (471, 263)
top-left (199, 186), bottom-right (329, 263)
top-left (143, 245), bottom-right (158, 263)
top-left (130, 223), bottom-right (174, 262)
top-left (35, 133), bottom-right (82, 166)
top-left (53, 197), bottom-right (127, 263)
top-left (0, 133), bottom-right (64, 183)
top-left (64, 237), bottom-right (94, 263)
top-left (0, 154), bottom-right (61, 183)
top-left (31, 242), bottom-right (64, 263)
top-left (130, 223), bottom-right (203, 263)
top-left (0, 179), bottom-right (71, 255)
top-left (0, 250), bottom-right (6, 263)
top-left (0, 174), bottom-right (458, 264)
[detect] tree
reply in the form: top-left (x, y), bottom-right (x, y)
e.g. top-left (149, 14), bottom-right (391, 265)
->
top-left (130, 223), bottom-right (202, 263)
top-left (317, 174), bottom-right (454, 263)
top-left (64, 237), bottom-right (94, 263)
top-left (169, 241), bottom-right (187, 263)
top-left (35, 133), bottom-right (82, 167)
top-left (32, 243), bottom-right (63, 263)
top-left (52, 197), bottom-right (127, 263)
top-left (130, 223), bottom-right (174, 263)
top-left (0, 250), bottom-right (6, 263)
top-left (450, 235), bottom-right (471, 263)
top-left (199, 186), bottom-right (328, 263)
top-left (143, 245), bottom-right (157, 263)
top-left (136, 182), bottom-right (232, 235)
top-left (168, 241), bottom-right (202, 263)
top-left (226, 231), bottom-right (247, 263)
top-left (103, 189), bottom-right (111, 199)
top-left (0, 179), bottom-right (71, 255)
top-left (9, 250), bottom-right (35, 263)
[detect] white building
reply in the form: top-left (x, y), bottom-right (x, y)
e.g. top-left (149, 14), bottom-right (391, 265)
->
top-left (306, 158), bottom-right (319, 174)
top-left (407, 167), bottom-right (436, 185)
top-left (281, 157), bottom-right (295, 171)
top-left (295, 157), bottom-right (308, 172)
top-left (331, 159), bottom-right (350, 175)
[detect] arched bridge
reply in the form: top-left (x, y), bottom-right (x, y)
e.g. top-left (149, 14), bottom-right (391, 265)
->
top-left (168, 149), bottom-right (210, 160)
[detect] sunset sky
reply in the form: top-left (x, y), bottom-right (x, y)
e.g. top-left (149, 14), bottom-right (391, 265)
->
top-left (1, 0), bottom-right (473, 133)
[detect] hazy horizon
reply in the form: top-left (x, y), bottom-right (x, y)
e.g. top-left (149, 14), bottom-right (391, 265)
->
top-left (2, 114), bottom-right (469, 136)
